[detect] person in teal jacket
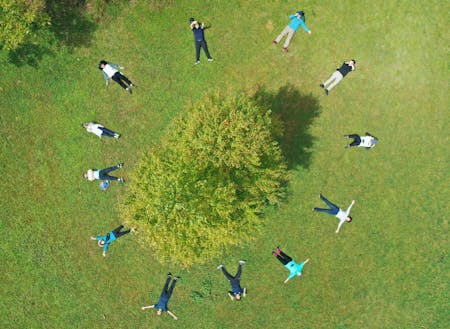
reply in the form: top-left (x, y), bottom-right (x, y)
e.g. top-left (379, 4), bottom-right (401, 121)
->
top-left (273, 11), bottom-right (312, 52)
top-left (90, 225), bottom-right (133, 257)
top-left (272, 247), bottom-right (309, 283)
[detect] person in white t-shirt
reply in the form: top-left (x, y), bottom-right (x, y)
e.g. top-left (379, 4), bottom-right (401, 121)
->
top-left (344, 133), bottom-right (378, 149)
top-left (82, 122), bottom-right (120, 139)
top-left (313, 194), bottom-right (355, 233)
top-left (98, 60), bottom-right (137, 94)
top-left (83, 163), bottom-right (125, 183)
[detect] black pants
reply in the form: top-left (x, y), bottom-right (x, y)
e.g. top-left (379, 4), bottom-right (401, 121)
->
top-left (195, 40), bottom-right (212, 61)
top-left (111, 225), bottom-right (130, 239)
top-left (160, 275), bottom-right (177, 300)
top-left (276, 250), bottom-right (292, 265)
top-left (98, 165), bottom-right (121, 181)
top-left (100, 127), bottom-right (117, 138)
top-left (221, 264), bottom-right (242, 282)
top-left (112, 72), bottom-right (133, 90)
top-left (348, 134), bottom-right (361, 147)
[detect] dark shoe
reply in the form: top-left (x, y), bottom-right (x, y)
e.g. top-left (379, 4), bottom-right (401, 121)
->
top-left (320, 83), bottom-right (325, 88)
top-left (117, 163), bottom-right (124, 168)
top-left (325, 89), bottom-right (329, 95)
top-left (168, 272), bottom-right (172, 277)
top-left (283, 47), bottom-right (288, 53)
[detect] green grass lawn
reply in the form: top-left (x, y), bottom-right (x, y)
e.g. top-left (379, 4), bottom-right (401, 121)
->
top-left (0, 1), bottom-right (448, 328)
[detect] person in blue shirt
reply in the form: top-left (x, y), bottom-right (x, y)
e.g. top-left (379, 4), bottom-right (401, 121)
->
top-left (189, 17), bottom-right (214, 65)
top-left (90, 225), bottom-right (133, 257)
top-left (272, 247), bottom-right (309, 283)
top-left (216, 260), bottom-right (247, 301)
top-left (141, 273), bottom-right (180, 320)
top-left (273, 11), bottom-right (312, 52)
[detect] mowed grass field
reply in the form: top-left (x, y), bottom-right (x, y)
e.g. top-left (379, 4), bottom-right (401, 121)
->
top-left (0, 1), bottom-right (448, 328)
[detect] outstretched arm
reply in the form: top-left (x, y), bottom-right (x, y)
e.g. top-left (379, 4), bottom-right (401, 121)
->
top-left (167, 310), bottom-right (178, 320)
top-left (141, 305), bottom-right (155, 310)
top-left (284, 277), bottom-right (291, 284)
top-left (243, 287), bottom-right (247, 297)
top-left (346, 200), bottom-right (356, 214)
top-left (336, 219), bottom-right (345, 233)
top-left (228, 292), bottom-right (235, 300)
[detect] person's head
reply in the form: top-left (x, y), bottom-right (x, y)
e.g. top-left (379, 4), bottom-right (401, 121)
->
top-left (83, 172), bottom-right (88, 179)
top-left (98, 60), bottom-right (107, 70)
top-left (98, 240), bottom-right (105, 247)
top-left (296, 11), bottom-right (304, 17)
top-left (346, 216), bottom-right (353, 223)
top-left (235, 294), bottom-right (241, 301)
top-left (189, 17), bottom-right (195, 23)
top-left (157, 309), bottom-right (163, 315)
top-left (350, 59), bottom-right (356, 66)
top-left (82, 122), bottom-right (89, 128)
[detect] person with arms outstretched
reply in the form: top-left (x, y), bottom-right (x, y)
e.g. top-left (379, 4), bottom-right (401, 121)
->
top-left (273, 11), bottom-right (312, 52)
top-left (272, 247), bottom-right (309, 283)
top-left (217, 260), bottom-right (247, 301)
top-left (313, 194), bottom-right (355, 233)
top-left (90, 225), bottom-right (133, 257)
top-left (141, 273), bottom-right (180, 320)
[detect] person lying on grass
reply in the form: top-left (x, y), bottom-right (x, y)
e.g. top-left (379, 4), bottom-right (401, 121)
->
top-left (90, 225), bottom-right (134, 257)
top-left (141, 273), bottom-right (180, 320)
top-left (217, 260), bottom-right (247, 301)
top-left (313, 194), bottom-right (355, 233)
top-left (272, 247), bottom-right (309, 283)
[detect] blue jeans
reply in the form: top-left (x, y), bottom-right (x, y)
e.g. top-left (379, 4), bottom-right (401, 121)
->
top-left (314, 195), bottom-right (339, 215)
top-left (98, 165), bottom-right (121, 181)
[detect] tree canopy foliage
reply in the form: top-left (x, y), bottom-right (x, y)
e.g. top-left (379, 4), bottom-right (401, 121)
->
top-left (123, 93), bottom-right (289, 266)
top-left (0, 0), bottom-right (49, 50)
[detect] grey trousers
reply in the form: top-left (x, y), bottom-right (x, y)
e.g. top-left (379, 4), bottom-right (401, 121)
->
top-left (323, 71), bottom-right (344, 91)
top-left (275, 26), bottom-right (296, 48)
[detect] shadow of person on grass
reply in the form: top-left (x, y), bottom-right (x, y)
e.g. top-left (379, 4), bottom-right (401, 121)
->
top-left (252, 84), bottom-right (321, 169)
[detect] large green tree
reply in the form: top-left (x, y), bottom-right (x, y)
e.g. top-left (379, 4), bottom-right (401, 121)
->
top-left (122, 93), bottom-right (289, 266)
top-left (0, 0), bottom-right (49, 50)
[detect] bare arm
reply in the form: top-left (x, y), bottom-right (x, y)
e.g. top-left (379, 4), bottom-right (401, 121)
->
top-left (284, 277), bottom-right (290, 284)
top-left (346, 200), bottom-right (355, 214)
top-left (243, 287), bottom-right (246, 297)
top-left (336, 219), bottom-right (345, 233)
top-left (90, 236), bottom-right (96, 240)
top-left (141, 305), bottom-right (155, 310)
top-left (167, 310), bottom-right (178, 320)
top-left (228, 292), bottom-right (235, 300)
top-left (304, 258), bottom-right (310, 264)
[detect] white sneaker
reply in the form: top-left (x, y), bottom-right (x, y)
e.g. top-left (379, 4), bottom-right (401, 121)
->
top-left (216, 264), bottom-right (223, 270)
top-left (208, 58), bottom-right (214, 62)
top-left (239, 260), bottom-right (246, 265)
top-left (195, 61), bottom-right (200, 65)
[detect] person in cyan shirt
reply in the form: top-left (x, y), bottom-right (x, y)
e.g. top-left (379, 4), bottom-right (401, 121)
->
top-left (141, 273), bottom-right (180, 320)
top-left (83, 163), bottom-right (125, 183)
top-left (344, 132), bottom-right (379, 149)
top-left (98, 60), bottom-right (137, 94)
top-left (320, 60), bottom-right (356, 95)
top-left (313, 194), bottom-right (355, 233)
top-left (189, 17), bottom-right (214, 65)
top-left (90, 225), bottom-right (133, 257)
top-left (216, 260), bottom-right (247, 301)
top-left (273, 11), bottom-right (312, 52)
top-left (272, 247), bottom-right (309, 283)
top-left (82, 122), bottom-right (120, 139)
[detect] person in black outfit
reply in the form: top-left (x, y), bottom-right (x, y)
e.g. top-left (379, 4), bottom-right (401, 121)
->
top-left (320, 60), bottom-right (356, 95)
top-left (189, 17), bottom-right (214, 65)
top-left (141, 273), bottom-right (180, 320)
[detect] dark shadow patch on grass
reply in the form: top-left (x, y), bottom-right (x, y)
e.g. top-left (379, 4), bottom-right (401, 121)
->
top-left (45, 0), bottom-right (97, 49)
top-left (7, 43), bottom-right (54, 68)
top-left (252, 84), bottom-right (321, 169)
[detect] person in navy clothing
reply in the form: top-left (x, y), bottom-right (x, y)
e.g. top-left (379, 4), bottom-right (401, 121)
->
top-left (141, 273), bottom-right (180, 320)
top-left (217, 260), bottom-right (247, 301)
top-left (189, 17), bottom-right (214, 65)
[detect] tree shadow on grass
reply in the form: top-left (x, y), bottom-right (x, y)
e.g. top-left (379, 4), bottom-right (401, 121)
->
top-left (7, 0), bottom-right (97, 67)
top-left (45, 0), bottom-right (97, 49)
top-left (252, 84), bottom-right (321, 169)
top-left (7, 44), bottom-right (55, 68)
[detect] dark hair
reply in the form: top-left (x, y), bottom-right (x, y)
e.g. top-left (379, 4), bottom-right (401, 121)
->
top-left (347, 216), bottom-right (353, 223)
top-left (98, 60), bottom-right (107, 70)
top-left (351, 59), bottom-right (356, 64)
top-left (189, 17), bottom-right (195, 23)
top-left (106, 233), bottom-right (110, 241)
